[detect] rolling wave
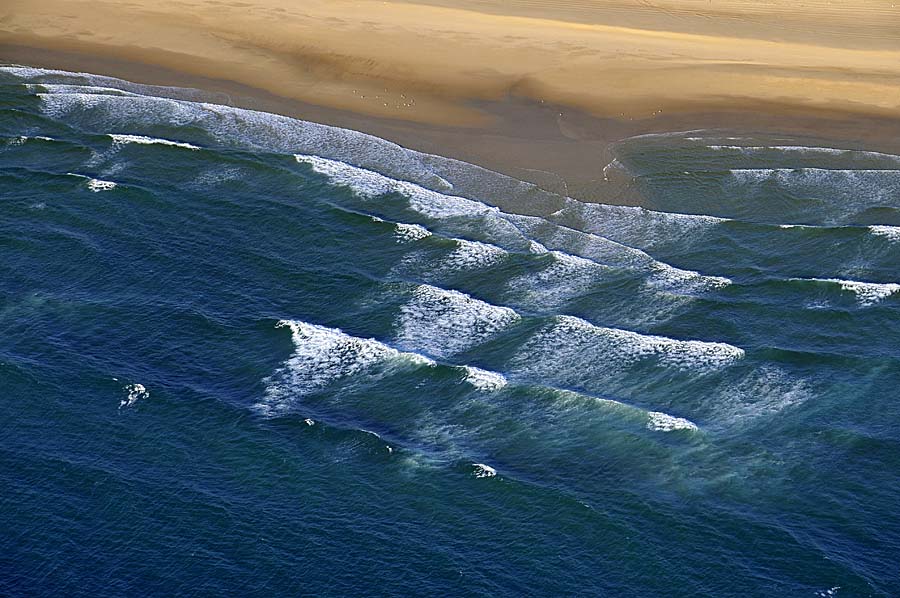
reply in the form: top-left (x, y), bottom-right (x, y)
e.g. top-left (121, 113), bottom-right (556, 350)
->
top-left (258, 318), bottom-right (703, 440)
top-left (708, 144), bottom-right (900, 165)
top-left (297, 153), bottom-right (732, 294)
top-left (790, 278), bottom-right (900, 307)
top-left (394, 284), bottom-right (521, 358)
top-left (257, 320), bottom-right (435, 416)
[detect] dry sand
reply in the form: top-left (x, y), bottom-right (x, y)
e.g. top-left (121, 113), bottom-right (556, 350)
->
top-left (3, 0), bottom-right (900, 192)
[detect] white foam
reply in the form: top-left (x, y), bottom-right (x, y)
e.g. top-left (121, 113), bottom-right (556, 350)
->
top-left (108, 133), bottom-right (200, 150)
top-left (28, 83), bottom-right (138, 97)
top-left (506, 212), bottom-right (731, 292)
top-left (119, 383), bottom-right (148, 409)
top-left (462, 366), bottom-right (508, 392)
top-left (513, 315), bottom-right (744, 381)
top-left (506, 250), bottom-right (609, 308)
top-left (472, 463), bottom-right (497, 478)
top-left (441, 239), bottom-right (507, 272)
top-left (715, 365), bottom-right (812, 422)
top-left (728, 167), bottom-right (900, 202)
top-left (258, 320), bottom-right (433, 415)
top-left (727, 168), bottom-right (779, 184)
top-left (6, 65), bottom-right (215, 102)
top-left (710, 144), bottom-right (900, 163)
top-left (646, 261), bottom-right (731, 293)
top-left (86, 178), bottom-right (117, 192)
top-left (66, 172), bottom-right (118, 192)
top-left (3, 66), bottom-right (71, 79)
top-left (528, 240), bottom-right (549, 254)
top-left (394, 285), bottom-right (520, 358)
top-left (647, 412), bottom-right (698, 432)
top-left (25, 74), bottom-right (729, 299)
top-left (26, 69), bottom-right (729, 298)
top-left (869, 225), bottom-right (900, 243)
top-left (558, 200), bottom-right (725, 248)
top-left (394, 222), bottom-right (431, 243)
top-left (794, 277), bottom-right (900, 306)
top-left (728, 168), bottom-right (900, 224)
top-left (732, 167), bottom-right (899, 177)
top-left (296, 154), bottom-right (492, 219)
top-left (821, 278), bottom-right (900, 306)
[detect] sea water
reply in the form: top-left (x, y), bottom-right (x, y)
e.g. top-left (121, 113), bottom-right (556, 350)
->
top-left (2, 66), bottom-right (899, 597)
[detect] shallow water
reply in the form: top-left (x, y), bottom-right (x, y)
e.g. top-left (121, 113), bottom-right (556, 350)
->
top-left (2, 66), bottom-right (899, 597)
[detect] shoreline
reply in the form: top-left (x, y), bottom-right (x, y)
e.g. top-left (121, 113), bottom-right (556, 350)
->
top-left (4, 0), bottom-right (900, 202)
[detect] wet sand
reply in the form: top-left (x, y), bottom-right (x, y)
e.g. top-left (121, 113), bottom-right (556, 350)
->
top-left (3, 0), bottom-right (900, 198)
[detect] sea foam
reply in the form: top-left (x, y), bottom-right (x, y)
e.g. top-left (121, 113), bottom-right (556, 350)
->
top-left (120, 383), bottom-right (148, 409)
top-left (647, 412), bottom-right (698, 432)
top-left (869, 225), bottom-right (900, 243)
top-left (258, 320), bottom-right (434, 415)
top-left (86, 178), bottom-right (117, 192)
top-left (512, 315), bottom-right (744, 383)
top-left (394, 222), bottom-right (431, 243)
top-left (794, 278), bottom-right (900, 307)
top-left (709, 144), bottom-right (900, 164)
top-left (472, 463), bottom-right (497, 478)
top-left (394, 285), bottom-right (520, 358)
top-left (25, 77), bottom-right (732, 300)
top-left (108, 133), bottom-right (200, 150)
top-left (827, 279), bottom-right (900, 307)
top-left (462, 366), bottom-right (508, 392)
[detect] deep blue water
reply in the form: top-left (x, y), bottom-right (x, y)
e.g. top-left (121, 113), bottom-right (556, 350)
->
top-left (2, 66), bottom-right (900, 597)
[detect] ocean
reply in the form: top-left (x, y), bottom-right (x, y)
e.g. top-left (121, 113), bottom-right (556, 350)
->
top-left (2, 66), bottom-right (899, 597)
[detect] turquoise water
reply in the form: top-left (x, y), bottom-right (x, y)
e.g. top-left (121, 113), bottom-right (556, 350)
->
top-left (2, 66), bottom-right (899, 597)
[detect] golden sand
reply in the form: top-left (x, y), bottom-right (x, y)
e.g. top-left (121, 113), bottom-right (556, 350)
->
top-left (4, 0), bottom-right (900, 127)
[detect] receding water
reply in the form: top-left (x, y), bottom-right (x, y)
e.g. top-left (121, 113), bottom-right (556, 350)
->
top-left (2, 66), bottom-right (899, 597)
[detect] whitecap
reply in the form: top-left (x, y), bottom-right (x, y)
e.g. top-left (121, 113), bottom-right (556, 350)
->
top-left (462, 366), bottom-right (508, 392)
top-left (715, 365), bottom-right (813, 422)
top-left (555, 200), bottom-right (725, 248)
top-left (120, 383), bottom-right (148, 409)
top-left (257, 320), bottom-right (433, 415)
top-left (528, 240), bottom-right (549, 254)
top-left (647, 412), bottom-right (698, 432)
top-left (440, 239), bottom-right (507, 272)
top-left (296, 154), bottom-right (492, 220)
top-left (394, 285), bottom-right (520, 358)
top-left (511, 315), bottom-right (744, 382)
top-left (505, 212), bottom-right (730, 293)
top-left (869, 225), bottom-right (900, 243)
top-left (472, 463), bottom-right (497, 478)
top-left (710, 144), bottom-right (900, 164)
top-left (506, 250), bottom-right (609, 308)
top-left (798, 277), bottom-right (900, 307)
top-left (108, 133), bottom-right (200, 150)
top-left (646, 261), bottom-right (731, 293)
top-left (28, 83), bottom-right (139, 97)
top-left (394, 222), bottom-right (431, 243)
top-left (86, 178), bottom-right (117, 192)
top-left (830, 279), bottom-right (900, 307)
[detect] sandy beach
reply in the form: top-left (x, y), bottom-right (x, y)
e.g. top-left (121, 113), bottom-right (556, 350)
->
top-left (3, 0), bottom-right (900, 191)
